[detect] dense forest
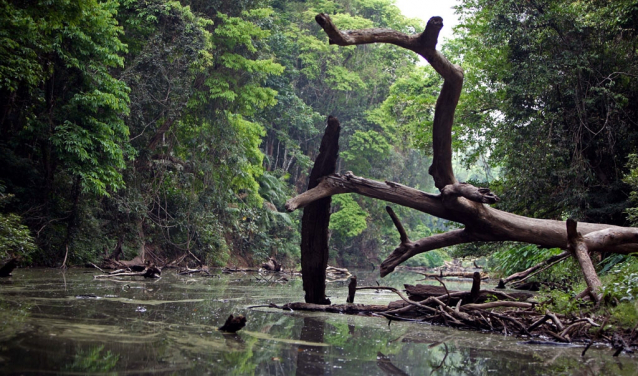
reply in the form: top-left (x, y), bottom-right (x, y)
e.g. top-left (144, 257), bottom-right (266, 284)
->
top-left (1, 0), bottom-right (637, 287)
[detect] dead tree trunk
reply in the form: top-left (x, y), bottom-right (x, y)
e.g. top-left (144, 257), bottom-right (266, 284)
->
top-left (286, 14), bottom-right (638, 279)
top-left (300, 115), bottom-right (340, 304)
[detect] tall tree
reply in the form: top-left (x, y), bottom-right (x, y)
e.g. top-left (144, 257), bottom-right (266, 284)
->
top-left (455, 0), bottom-right (638, 224)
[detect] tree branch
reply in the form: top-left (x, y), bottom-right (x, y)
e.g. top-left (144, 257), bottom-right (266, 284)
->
top-left (315, 13), bottom-right (461, 190)
top-left (386, 206), bottom-right (409, 243)
top-left (567, 219), bottom-right (602, 303)
top-left (380, 229), bottom-right (474, 277)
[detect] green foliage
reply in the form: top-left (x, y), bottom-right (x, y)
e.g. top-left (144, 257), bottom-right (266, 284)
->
top-left (370, 65), bottom-right (441, 153)
top-left (0, 190), bottom-right (37, 261)
top-left (608, 302), bottom-right (638, 329)
top-left (66, 345), bottom-right (119, 374)
top-left (341, 130), bottom-right (392, 175)
top-left (624, 154), bottom-right (638, 225)
top-left (403, 250), bottom-right (448, 268)
top-left (456, 0), bottom-right (638, 223)
top-left (329, 194), bottom-right (368, 239)
top-left (601, 255), bottom-right (638, 304)
top-left (1, 0), bottom-right (130, 196)
top-left (490, 244), bottom-right (578, 283)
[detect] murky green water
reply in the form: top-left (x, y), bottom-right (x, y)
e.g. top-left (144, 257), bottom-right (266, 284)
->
top-left (0, 268), bottom-right (635, 375)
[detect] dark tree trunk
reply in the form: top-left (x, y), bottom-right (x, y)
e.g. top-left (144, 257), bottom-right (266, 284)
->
top-left (300, 116), bottom-right (340, 304)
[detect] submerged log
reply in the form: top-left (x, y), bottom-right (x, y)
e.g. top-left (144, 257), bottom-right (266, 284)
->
top-left (93, 264), bottom-right (161, 279)
top-left (261, 257), bottom-right (282, 272)
top-left (0, 258), bottom-right (18, 277)
top-left (404, 284), bottom-right (533, 305)
top-left (300, 116), bottom-right (341, 305)
top-left (219, 314), bottom-right (247, 333)
top-left (283, 302), bottom-right (390, 313)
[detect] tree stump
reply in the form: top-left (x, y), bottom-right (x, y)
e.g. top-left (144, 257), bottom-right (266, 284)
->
top-left (300, 116), bottom-right (340, 304)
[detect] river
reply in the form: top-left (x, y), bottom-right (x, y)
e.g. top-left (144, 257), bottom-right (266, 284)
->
top-left (0, 268), bottom-right (635, 375)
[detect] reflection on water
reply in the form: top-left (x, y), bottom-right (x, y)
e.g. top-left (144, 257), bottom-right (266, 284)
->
top-left (0, 268), bottom-right (636, 375)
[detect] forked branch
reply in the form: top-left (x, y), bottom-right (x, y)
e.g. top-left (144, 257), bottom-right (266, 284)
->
top-left (315, 13), bottom-right (461, 189)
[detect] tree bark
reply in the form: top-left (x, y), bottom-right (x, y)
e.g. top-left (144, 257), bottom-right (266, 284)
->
top-left (346, 275), bottom-right (357, 303)
top-left (567, 219), bottom-right (602, 303)
top-left (300, 116), bottom-right (340, 304)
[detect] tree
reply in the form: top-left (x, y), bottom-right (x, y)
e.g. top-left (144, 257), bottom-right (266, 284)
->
top-left (454, 0), bottom-right (638, 224)
top-left (0, 0), bottom-right (130, 264)
top-left (286, 13), bottom-right (638, 303)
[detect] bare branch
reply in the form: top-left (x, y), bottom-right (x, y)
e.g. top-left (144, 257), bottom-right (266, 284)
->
top-left (386, 206), bottom-right (409, 243)
top-left (380, 229), bottom-right (474, 277)
top-left (286, 173), bottom-right (448, 219)
top-left (498, 251), bottom-right (570, 288)
top-left (315, 13), bottom-right (462, 189)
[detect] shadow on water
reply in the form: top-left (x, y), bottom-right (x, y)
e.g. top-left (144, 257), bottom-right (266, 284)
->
top-left (0, 268), bottom-right (636, 375)
top-left (297, 317), bottom-right (326, 376)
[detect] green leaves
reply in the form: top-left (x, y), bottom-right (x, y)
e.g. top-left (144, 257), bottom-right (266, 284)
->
top-left (624, 154), bottom-right (638, 226)
top-left (456, 0), bottom-right (638, 223)
top-left (329, 194), bottom-right (368, 239)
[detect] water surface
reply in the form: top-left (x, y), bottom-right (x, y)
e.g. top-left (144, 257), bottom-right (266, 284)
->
top-left (0, 268), bottom-right (635, 375)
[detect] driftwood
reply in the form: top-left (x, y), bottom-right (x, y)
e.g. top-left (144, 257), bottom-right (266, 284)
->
top-left (178, 266), bottom-right (211, 276)
top-left (219, 314), bottom-right (246, 333)
top-left (93, 265), bottom-right (161, 279)
top-left (404, 284), bottom-right (533, 306)
top-left (222, 267), bottom-right (260, 273)
top-left (417, 271), bottom-right (489, 279)
top-left (282, 13), bottom-right (638, 314)
top-left (498, 251), bottom-right (570, 288)
top-left (254, 283), bottom-right (633, 351)
top-left (0, 258), bottom-right (18, 277)
top-left (261, 257), bottom-right (281, 272)
top-left (300, 116), bottom-right (340, 304)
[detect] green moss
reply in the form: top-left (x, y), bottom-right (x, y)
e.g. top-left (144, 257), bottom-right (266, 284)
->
top-left (609, 302), bottom-right (638, 328)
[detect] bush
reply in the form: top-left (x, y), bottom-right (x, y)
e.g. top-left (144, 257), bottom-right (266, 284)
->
top-left (403, 250), bottom-right (448, 268)
top-left (489, 243), bottom-right (579, 283)
top-left (0, 191), bottom-right (37, 262)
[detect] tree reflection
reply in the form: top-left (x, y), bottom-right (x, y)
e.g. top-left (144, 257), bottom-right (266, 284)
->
top-left (296, 317), bottom-right (326, 376)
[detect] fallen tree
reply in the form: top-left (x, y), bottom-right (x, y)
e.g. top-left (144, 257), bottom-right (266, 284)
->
top-left (286, 14), bottom-right (638, 298)
top-left (252, 282), bottom-right (636, 352)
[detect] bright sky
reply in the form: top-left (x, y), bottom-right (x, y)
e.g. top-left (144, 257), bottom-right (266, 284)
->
top-left (394, 0), bottom-right (461, 42)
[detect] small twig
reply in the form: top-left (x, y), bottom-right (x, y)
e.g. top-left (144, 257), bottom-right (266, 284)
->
top-left (434, 277), bottom-right (451, 305)
top-left (89, 262), bottom-right (106, 274)
top-left (247, 303), bottom-right (282, 310)
top-left (546, 310), bottom-right (565, 332)
top-left (356, 286), bottom-right (436, 313)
